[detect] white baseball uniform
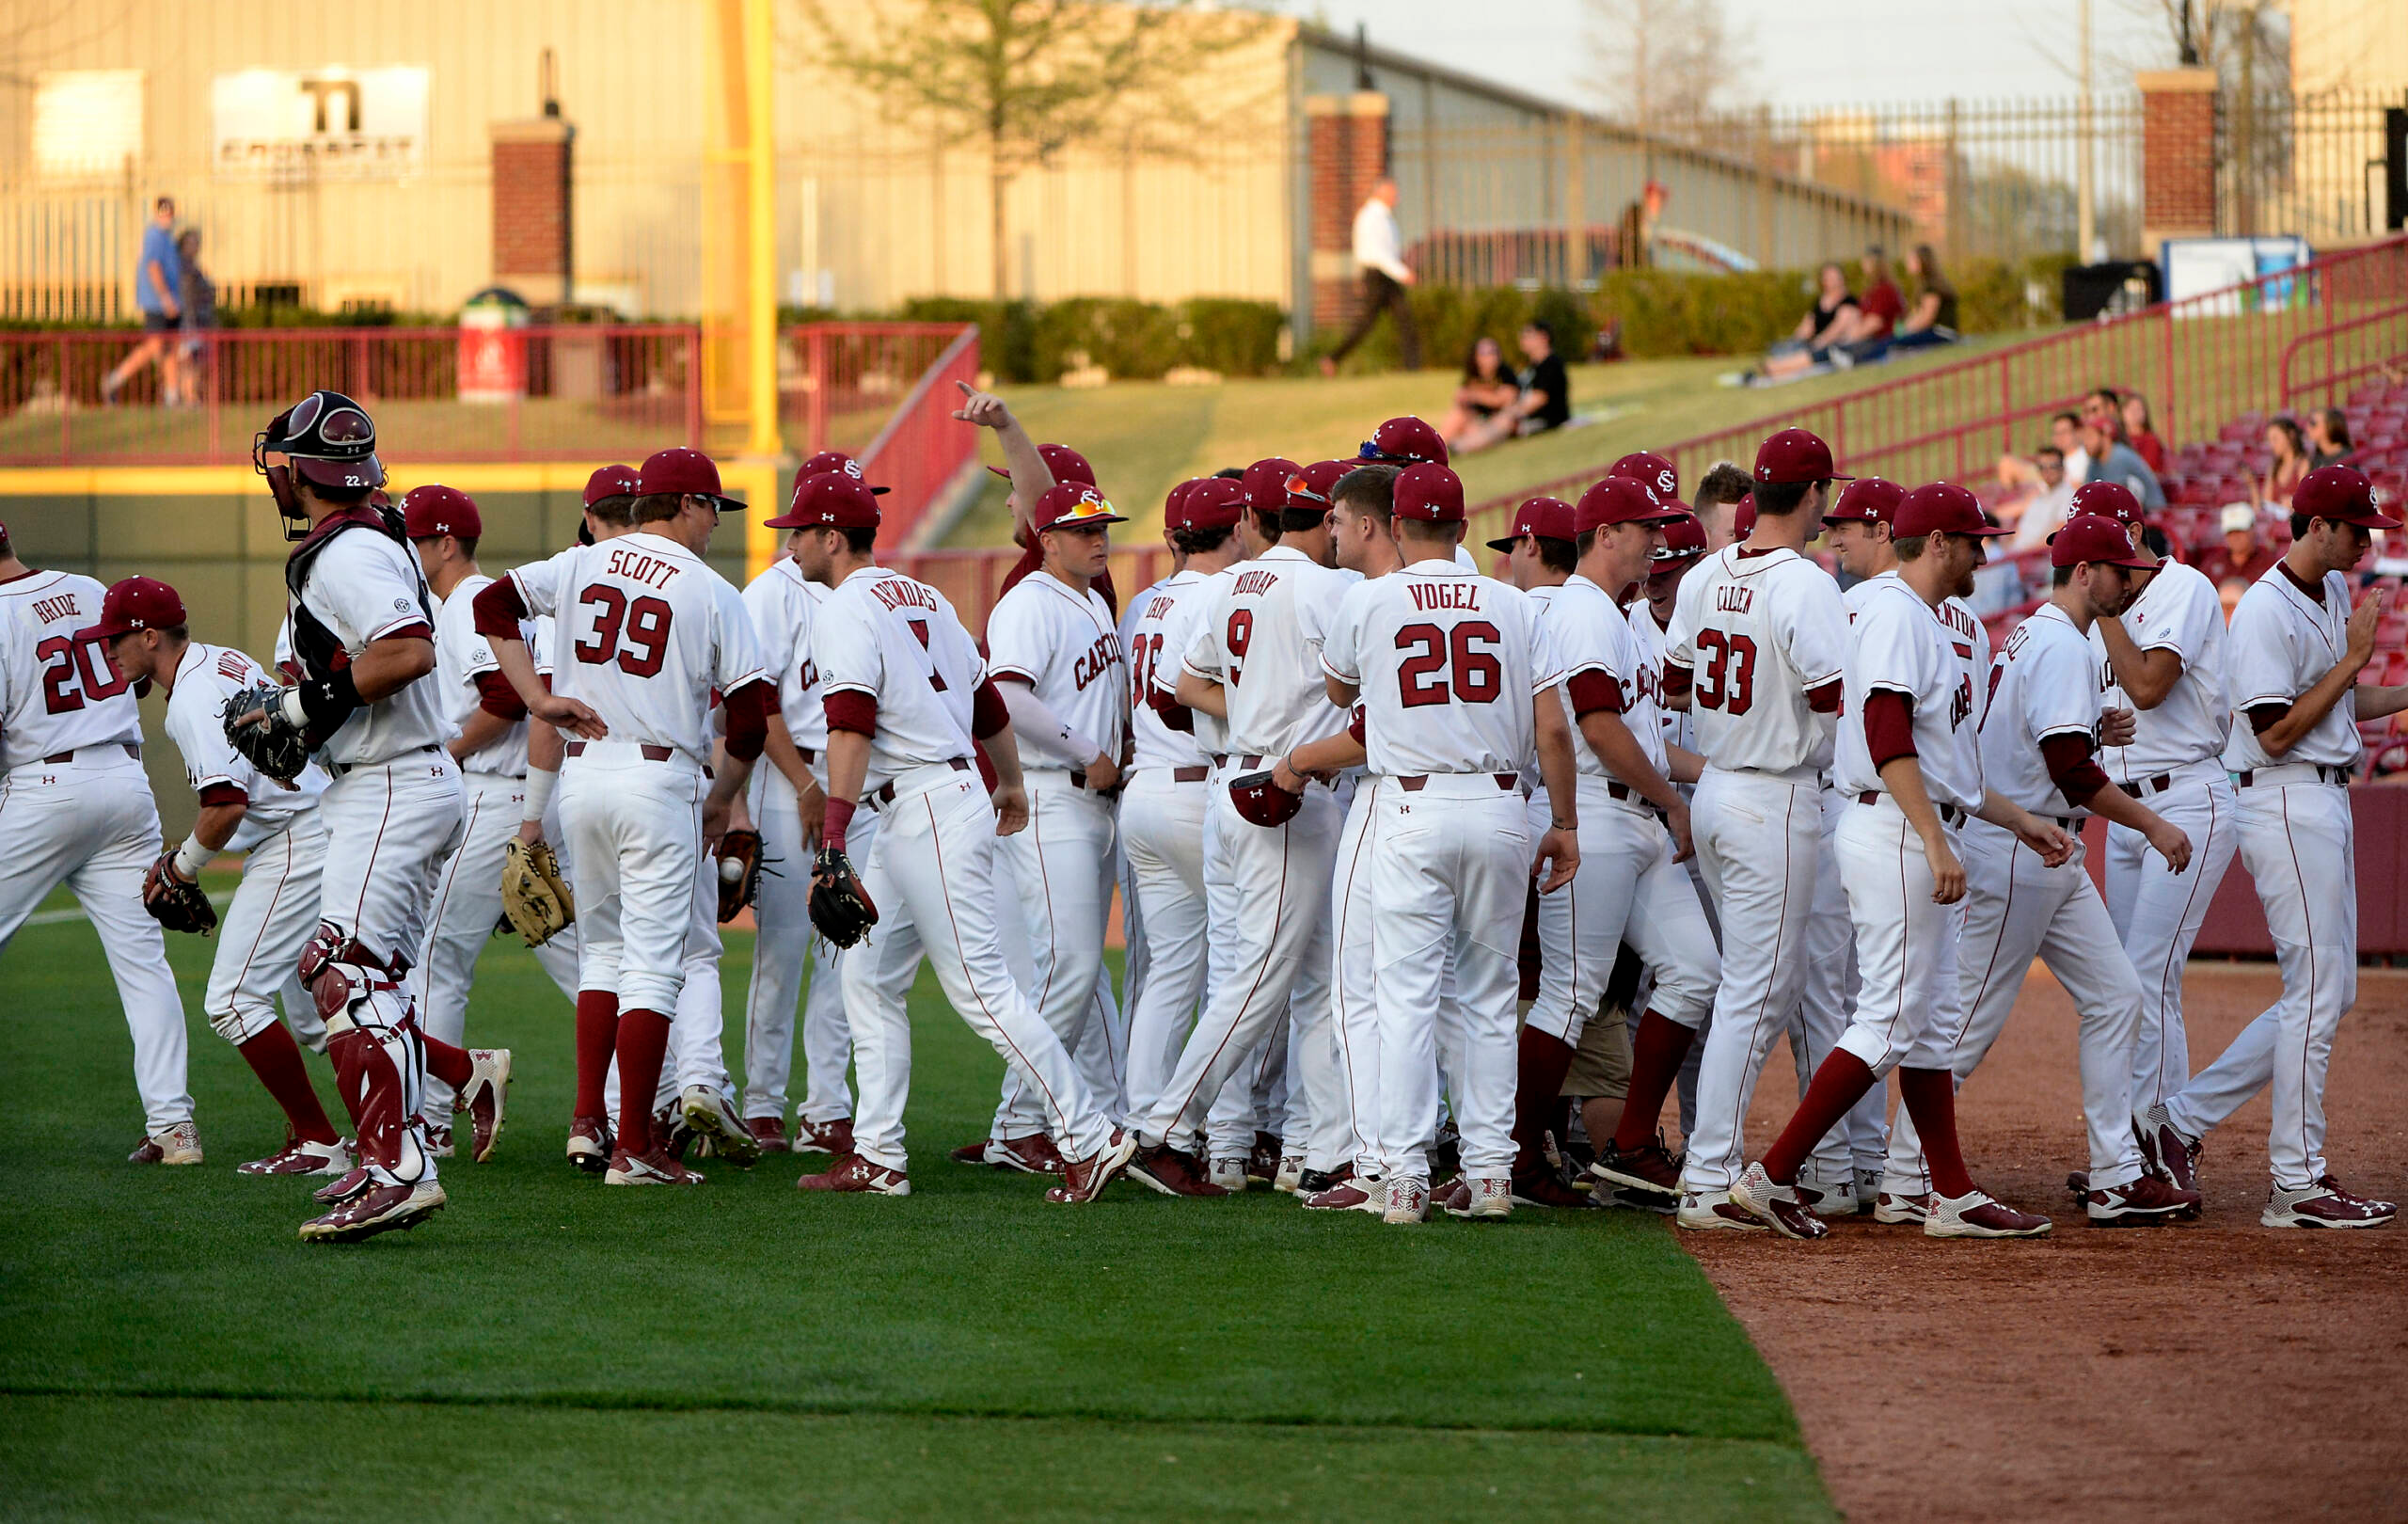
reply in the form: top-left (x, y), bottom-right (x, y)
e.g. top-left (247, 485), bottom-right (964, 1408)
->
top-left (986, 569), bottom-right (1129, 1142)
top-left (1323, 558), bottom-right (1560, 1185)
top-left (2092, 556), bottom-right (2238, 1118)
top-left (0, 570), bottom-right (191, 1134)
top-left (2166, 564), bottom-right (2366, 1189)
top-left (816, 564), bottom-right (1116, 1173)
top-left (1885, 600), bottom-right (2150, 1194)
top-left (1665, 545), bottom-right (1849, 1197)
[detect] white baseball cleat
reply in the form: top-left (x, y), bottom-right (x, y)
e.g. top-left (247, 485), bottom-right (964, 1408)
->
top-left (1444, 1176), bottom-right (1513, 1220)
top-left (237, 1136), bottom-right (354, 1177)
top-left (1795, 1176), bottom-right (1859, 1218)
top-left (1675, 1190), bottom-right (1768, 1232)
top-left (681, 1085), bottom-right (761, 1167)
top-left (1382, 1176), bottom-right (1431, 1225)
top-left (1925, 1188), bottom-right (2052, 1239)
top-left (461, 1048), bottom-right (513, 1162)
top-left (605, 1148), bottom-right (706, 1186)
top-left (1207, 1156), bottom-right (1249, 1194)
top-left (1274, 1155), bottom-right (1306, 1195)
top-left (1873, 1190), bottom-right (1933, 1225)
top-left (2260, 1176), bottom-right (2397, 1230)
top-left (128, 1120), bottom-right (203, 1166)
top-left (1729, 1163), bottom-right (1830, 1240)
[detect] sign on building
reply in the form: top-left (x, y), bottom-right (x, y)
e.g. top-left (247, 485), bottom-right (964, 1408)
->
top-left (33, 71), bottom-right (145, 180)
top-left (212, 68), bottom-right (429, 181)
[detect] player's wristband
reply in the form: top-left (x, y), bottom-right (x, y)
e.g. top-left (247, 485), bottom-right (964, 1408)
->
top-left (173, 833), bottom-right (213, 880)
top-left (522, 767), bottom-right (557, 823)
top-left (285, 669), bottom-right (362, 732)
top-left (823, 796), bottom-right (856, 854)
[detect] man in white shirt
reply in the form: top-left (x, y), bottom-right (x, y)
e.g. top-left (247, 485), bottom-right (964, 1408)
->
top-left (1321, 177), bottom-right (1422, 373)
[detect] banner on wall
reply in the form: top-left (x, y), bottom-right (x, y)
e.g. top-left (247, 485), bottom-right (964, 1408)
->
top-left (213, 68), bottom-right (428, 181)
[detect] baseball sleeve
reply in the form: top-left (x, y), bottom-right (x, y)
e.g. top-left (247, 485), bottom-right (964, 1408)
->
top-left (813, 592), bottom-right (880, 700)
top-left (2222, 590), bottom-right (2297, 713)
top-left (1772, 564), bottom-right (1850, 689)
top-left (2133, 566), bottom-right (2213, 664)
top-left (982, 586), bottom-right (1048, 687)
top-left (308, 532), bottom-right (433, 649)
top-left (1180, 583), bottom-right (1229, 684)
top-left (166, 673), bottom-right (249, 796)
top-left (1526, 589), bottom-right (1567, 694)
top-left (2022, 628), bottom-right (2104, 743)
top-left (506, 548), bottom-right (571, 620)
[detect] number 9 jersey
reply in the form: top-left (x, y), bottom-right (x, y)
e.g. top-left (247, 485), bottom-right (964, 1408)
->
top-left (1662, 545), bottom-right (1848, 774)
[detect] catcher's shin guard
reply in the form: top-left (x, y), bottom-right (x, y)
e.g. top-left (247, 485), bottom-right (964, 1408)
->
top-left (306, 924), bottom-right (432, 1184)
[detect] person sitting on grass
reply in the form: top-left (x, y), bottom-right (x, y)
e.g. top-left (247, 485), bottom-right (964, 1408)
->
top-left (1437, 336), bottom-right (1521, 443)
top-left (1829, 246), bottom-right (1906, 367)
top-left (1752, 263), bottom-right (1859, 383)
top-left (1449, 321), bottom-right (1570, 455)
top-left (1883, 244), bottom-right (1960, 355)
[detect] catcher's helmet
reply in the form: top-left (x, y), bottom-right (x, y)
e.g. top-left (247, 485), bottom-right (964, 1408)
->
top-left (1227, 770), bottom-right (1305, 829)
top-left (254, 390), bottom-right (386, 541)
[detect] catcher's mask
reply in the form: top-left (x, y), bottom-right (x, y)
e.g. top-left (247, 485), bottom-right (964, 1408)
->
top-left (254, 389), bottom-right (386, 541)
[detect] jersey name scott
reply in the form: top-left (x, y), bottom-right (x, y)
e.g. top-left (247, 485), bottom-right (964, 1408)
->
top-left (606, 548), bottom-right (683, 589)
top-left (1406, 580), bottom-right (1481, 611)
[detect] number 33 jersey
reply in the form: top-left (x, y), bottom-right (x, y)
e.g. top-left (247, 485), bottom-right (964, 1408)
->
top-left (1662, 545), bottom-right (1848, 774)
top-left (1322, 559), bottom-right (1563, 778)
top-left (505, 532), bottom-right (766, 766)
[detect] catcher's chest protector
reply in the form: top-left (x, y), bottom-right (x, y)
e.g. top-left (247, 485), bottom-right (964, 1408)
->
top-left (283, 505), bottom-right (434, 682)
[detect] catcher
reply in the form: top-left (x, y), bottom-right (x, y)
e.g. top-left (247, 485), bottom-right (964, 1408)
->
top-left (83, 575), bottom-right (354, 1177)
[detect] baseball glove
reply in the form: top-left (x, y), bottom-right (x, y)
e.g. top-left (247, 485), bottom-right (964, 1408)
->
top-left (142, 851), bottom-right (217, 936)
top-left (807, 847), bottom-right (878, 948)
top-left (221, 682), bottom-right (311, 784)
top-left (716, 828), bottom-right (765, 924)
top-left (500, 837), bottom-right (576, 947)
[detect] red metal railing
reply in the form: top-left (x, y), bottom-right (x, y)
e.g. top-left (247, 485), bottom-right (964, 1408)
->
top-left (785, 322), bottom-right (977, 459)
top-left (887, 544), bottom-right (1179, 639)
top-left (850, 325), bottom-right (981, 551)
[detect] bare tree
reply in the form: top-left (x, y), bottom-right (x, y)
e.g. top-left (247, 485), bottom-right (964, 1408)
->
top-left (794, 0), bottom-right (1266, 299)
top-left (1583, 0), bottom-right (1745, 143)
top-left (2116, 0), bottom-right (2288, 88)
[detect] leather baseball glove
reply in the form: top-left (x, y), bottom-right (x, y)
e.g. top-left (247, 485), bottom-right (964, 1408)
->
top-left (221, 682), bottom-right (312, 784)
top-left (716, 828), bottom-right (765, 924)
top-left (142, 851), bottom-right (217, 936)
top-left (807, 847), bottom-right (878, 947)
top-left (500, 837), bottom-right (576, 946)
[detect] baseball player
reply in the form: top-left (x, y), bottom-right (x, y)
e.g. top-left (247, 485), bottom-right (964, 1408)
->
top-left (472, 447), bottom-right (773, 1186)
top-left (2078, 480), bottom-right (2242, 1142)
top-left (971, 378), bottom-right (1115, 615)
top-left (1317, 462), bottom-right (1579, 1223)
top-left (1880, 514), bottom-right (2201, 1225)
top-left (84, 576), bottom-right (352, 1175)
top-left (0, 524), bottom-right (194, 1164)
top-left (238, 390), bottom-right (476, 1242)
top-left (1126, 456), bottom-right (1355, 1197)
top-left (2150, 468), bottom-right (2405, 1228)
top-left (1639, 429), bottom-right (1853, 1229)
top-left (785, 471), bottom-right (1133, 1201)
top-left (1730, 484), bottom-right (2075, 1240)
top-left (405, 484), bottom-right (564, 1156)
top-left (1535, 477), bottom-right (1720, 1208)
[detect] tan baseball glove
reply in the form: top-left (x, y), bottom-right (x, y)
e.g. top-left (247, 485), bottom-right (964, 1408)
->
top-left (500, 837), bottom-right (576, 946)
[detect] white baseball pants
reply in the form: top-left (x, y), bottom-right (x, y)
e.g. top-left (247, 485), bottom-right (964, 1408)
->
top-left (1831, 797), bottom-right (1965, 1078)
top-left (843, 768), bottom-right (1113, 1173)
top-left (993, 773), bottom-right (1119, 1141)
top-left (1790, 786), bottom-right (1888, 1186)
top-left (1118, 768), bottom-right (1212, 1122)
top-left (2165, 775), bottom-right (2357, 1191)
top-left (602, 848), bottom-right (737, 1116)
top-left (741, 765), bottom-right (873, 1125)
top-left (1529, 783), bottom-right (1720, 1047)
top-left (1370, 778), bottom-right (1527, 1184)
top-left (205, 811), bottom-right (327, 1050)
top-left (315, 750), bottom-right (465, 974)
top-left (0, 752), bottom-right (191, 1132)
top-left (2104, 766), bottom-right (2239, 1119)
top-left (560, 748), bottom-right (705, 1018)
top-left (1886, 818), bottom-right (2149, 1193)
top-left (1679, 767), bottom-right (1825, 1195)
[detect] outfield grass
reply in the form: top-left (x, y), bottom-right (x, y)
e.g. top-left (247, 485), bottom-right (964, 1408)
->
top-left (0, 888), bottom-right (1833, 1521)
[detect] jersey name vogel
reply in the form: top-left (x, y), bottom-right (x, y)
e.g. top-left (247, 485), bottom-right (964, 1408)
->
top-left (1405, 579), bottom-right (1482, 611)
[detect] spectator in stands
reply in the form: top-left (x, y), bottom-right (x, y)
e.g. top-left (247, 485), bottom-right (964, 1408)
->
top-left (1616, 179), bottom-right (1668, 269)
top-left (2307, 406), bottom-right (2353, 469)
top-left (1751, 263), bottom-right (1858, 382)
top-left (101, 197), bottom-right (182, 406)
top-left (172, 229), bottom-right (214, 410)
top-left (2198, 501), bottom-right (2283, 601)
top-left (2083, 413), bottom-right (2165, 511)
top-left (2121, 390), bottom-right (2168, 472)
top-left (1887, 244), bottom-right (1961, 354)
top-left (1830, 246), bottom-right (1906, 366)
top-left (1438, 337), bottom-right (1521, 442)
top-left (2006, 446), bottom-right (2077, 551)
top-left (1321, 176), bottom-right (1421, 374)
top-left (1997, 411), bottom-right (2089, 503)
top-left (1691, 460), bottom-right (1754, 551)
top-left (1450, 321), bottom-right (1570, 455)
top-left (2253, 415), bottom-right (2310, 509)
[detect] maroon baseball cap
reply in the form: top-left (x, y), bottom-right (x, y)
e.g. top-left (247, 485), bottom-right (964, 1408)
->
top-left (1487, 496), bottom-right (1576, 552)
top-left (1292, 460), bottom-right (1352, 505)
top-left (1393, 463), bottom-right (1466, 523)
top-left (584, 464), bottom-right (641, 507)
top-left (1654, 512), bottom-right (1707, 563)
top-left (2293, 465), bottom-right (2400, 530)
top-left (1753, 427), bottom-right (1850, 485)
top-left (1180, 477), bottom-right (1246, 532)
top-left (1360, 416), bottom-right (1449, 468)
top-left (1732, 494), bottom-right (1757, 538)
top-left (402, 484), bottom-right (482, 540)
top-left (990, 442), bottom-right (1096, 488)
top-left (1894, 482), bottom-right (2007, 539)
top-left (764, 471), bottom-right (880, 531)
top-left (1164, 478), bottom-right (1200, 525)
top-left (637, 448), bottom-right (744, 511)
top-left (2067, 479), bottom-right (2143, 527)
top-left (1823, 476), bottom-right (1905, 528)
top-left (2050, 513), bottom-right (2156, 570)
top-left (1575, 476), bottom-right (1684, 535)
top-left (798, 450), bottom-right (891, 496)
top-left (1609, 452), bottom-right (1680, 502)
top-left (1033, 482), bottom-right (1127, 532)
top-left (1241, 457), bottom-right (1307, 516)
top-left (76, 575), bottom-right (185, 643)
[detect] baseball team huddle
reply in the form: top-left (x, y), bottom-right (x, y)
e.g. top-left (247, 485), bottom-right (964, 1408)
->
top-left (6, 377), bottom-right (2402, 1246)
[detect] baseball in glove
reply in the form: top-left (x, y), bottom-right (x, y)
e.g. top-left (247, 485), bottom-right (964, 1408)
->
top-left (500, 837), bottom-right (576, 947)
top-left (221, 682), bottom-right (312, 784)
top-left (807, 847), bottom-right (878, 947)
top-left (142, 851), bottom-right (218, 936)
top-left (716, 828), bottom-right (766, 924)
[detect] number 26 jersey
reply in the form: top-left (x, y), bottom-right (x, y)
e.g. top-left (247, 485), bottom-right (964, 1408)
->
top-left (1662, 545), bottom-right (1848, 774)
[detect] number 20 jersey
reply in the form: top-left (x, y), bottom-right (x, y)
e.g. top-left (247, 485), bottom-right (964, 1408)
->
top-left (504, 532), bottom-right (766, 767)
top-left (1662, 545), bottom-right (1848, 774)
top-left (0, 569), bottom-right (141, 770)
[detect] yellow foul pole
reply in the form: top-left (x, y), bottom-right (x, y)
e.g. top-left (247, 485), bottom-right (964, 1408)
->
top-left (705, 0), bottom-right (786, 579)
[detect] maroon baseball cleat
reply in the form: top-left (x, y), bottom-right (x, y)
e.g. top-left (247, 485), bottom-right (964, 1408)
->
top-left (1048, 1130), bottom-right (1141, 1203)
top-left (1429, 1176), bottom-right (1472, 1215)
top-left (565, 1115), bottom-right (614, 1174)
top-left (1245, 1132), bottom-right (1282, 1186)
top-left (460, 1048), bottom-right (511, 1162)
top-left (605, 1148), bottom-right (705, 1185)
top-left (2262, 1176), bottom-right (2398, 1229)
top-left (748, 1116), bottom-right (791, 1153)
top-left (2135, 1103), bottom-right (2201, 1195)
top-left (298, 1180), bottom-right (446, 1243)
top-left (313, 1164), bottom-right (373, 1206)
top-left (797, 1152), bottom-right (911, 1195)
top-left (1590, 1135), bottom-right (1683, 1200)
top-left (1512, 1167), bottom-right (1590, 1209)
top-left (988, 1133), bottom-right (1067, 1175)
top-left (1304, 1177), bottom-right (1385, 1214)
top-left (2077, 1172), bottom-right (2200, 1225)
top-left (238, 1136), bottom-right (352, 1177)
top-left (950, 1138), bottom-right (997, 1167)
top-left (795, 1116), bottom-right (854, 1157)
top-left (1124, 1143), bottom-right (1228, 1198)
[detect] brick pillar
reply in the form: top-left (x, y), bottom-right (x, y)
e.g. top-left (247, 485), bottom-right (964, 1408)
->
top-left (1307, 92), bottom-right (1389, 333)
top-left (491, 118), bottom-right (575, 306)
top-left (2137, 69), bottom-right (2217, 257)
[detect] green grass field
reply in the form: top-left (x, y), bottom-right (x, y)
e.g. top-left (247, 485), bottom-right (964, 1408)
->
top-left (0, 886), bottom-right (1833, 1521)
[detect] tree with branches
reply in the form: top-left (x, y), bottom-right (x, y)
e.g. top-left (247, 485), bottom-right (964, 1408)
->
top-left (795, 0), bottom-right (1265, 299)
top-left (1583, 0), bottom-right (1748, 144)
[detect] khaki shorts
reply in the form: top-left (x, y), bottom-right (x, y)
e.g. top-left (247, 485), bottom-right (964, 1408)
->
top-left (1561, 1002), bottom-right (1632, 1101)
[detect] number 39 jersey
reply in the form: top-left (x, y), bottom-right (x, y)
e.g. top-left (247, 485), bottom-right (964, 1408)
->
top-left (1663, 545), bottom-right (1847, 773)
top-left (505, 532), bottom-right (766, 767)
top-left (0, 569), bottom-right (141, 770)
top-left (1322, 559), bottom-right (1563, 778)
